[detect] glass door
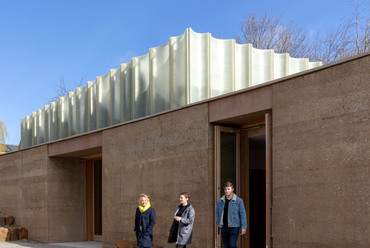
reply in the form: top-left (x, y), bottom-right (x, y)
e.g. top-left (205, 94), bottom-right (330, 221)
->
top-left (215, 116), bottom-right (271, 248)
top-left (215, 126), bottom-right (240, 247)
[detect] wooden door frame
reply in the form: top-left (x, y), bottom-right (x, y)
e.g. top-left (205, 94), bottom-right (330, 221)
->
top-left (85, 158), bottom-right (103, 242)
top-left (214, 126), bottom-right (241, 247)
top-left (240, 129), bottom-right (250, 248)
top-left (265, 113), bottom-right (272, 247)
top-left (214, 115), bottom-right (272, 248)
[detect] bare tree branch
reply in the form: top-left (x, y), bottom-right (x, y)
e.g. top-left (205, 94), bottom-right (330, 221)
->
top-left (236, 1), bottom-right (369, 64)
top-left (0, 121), bottom-right (9, 152)
top-left (49, 75), bottom-right (86, 102)
top-left (236, 11), bottom-right (315, 60)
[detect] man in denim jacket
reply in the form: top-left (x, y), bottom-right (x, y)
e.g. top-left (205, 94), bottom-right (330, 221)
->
top-left (216, 182), bottom-right (247, 248)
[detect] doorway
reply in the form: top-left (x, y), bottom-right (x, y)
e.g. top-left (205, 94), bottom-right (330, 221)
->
top-left (248, 127), bottom-right (266, 248)
top-left (215, 116), bottom-right (271, 248)
top-left (86, 158), bottom-right (103, 241)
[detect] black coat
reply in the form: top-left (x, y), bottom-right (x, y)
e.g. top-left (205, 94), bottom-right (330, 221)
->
top-left (134, 206), bottom-right (156, 247)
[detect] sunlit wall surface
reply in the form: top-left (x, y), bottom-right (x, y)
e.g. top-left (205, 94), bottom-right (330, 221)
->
top-left (21, 28), bottom-right (322, 148)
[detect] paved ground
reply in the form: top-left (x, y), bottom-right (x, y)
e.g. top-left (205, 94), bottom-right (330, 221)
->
top-left (0, 241), bottom-right (102, 248)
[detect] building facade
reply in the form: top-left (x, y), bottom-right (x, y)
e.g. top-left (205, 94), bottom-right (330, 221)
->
top-left (0, 47), bottom-right (369, 247)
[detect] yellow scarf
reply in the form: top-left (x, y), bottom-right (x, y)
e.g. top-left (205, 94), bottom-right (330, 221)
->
top-left (139, 202), bottom-right (151, 213)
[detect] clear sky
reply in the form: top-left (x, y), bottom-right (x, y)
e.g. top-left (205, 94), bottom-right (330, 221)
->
top-left (0, 0), bottom-right (366, 145)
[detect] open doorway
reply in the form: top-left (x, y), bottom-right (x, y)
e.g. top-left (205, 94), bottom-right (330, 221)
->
top-left (215, 116), bottom-right (271, 248)
top-left (247, 128), bottom-right (266, 248)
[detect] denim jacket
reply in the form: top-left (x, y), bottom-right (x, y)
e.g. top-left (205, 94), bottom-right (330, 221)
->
top-left (216, 194), bottom-right (247, 230)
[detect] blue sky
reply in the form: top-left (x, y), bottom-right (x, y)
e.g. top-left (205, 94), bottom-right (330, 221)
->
top-left (0, 0), bottom-right (365, 145)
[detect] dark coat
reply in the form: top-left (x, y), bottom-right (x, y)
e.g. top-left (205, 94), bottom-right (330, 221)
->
top-left (134, 206), bottom-right (156, 247)
top-left (168, 204), bottom-right (195, 245)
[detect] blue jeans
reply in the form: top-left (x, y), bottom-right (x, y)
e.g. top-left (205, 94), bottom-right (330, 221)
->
top-left (221, 227), bottom-right (239, 248)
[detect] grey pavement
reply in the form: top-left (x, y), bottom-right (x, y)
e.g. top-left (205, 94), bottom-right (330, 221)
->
top-left (0, 241), bottom-right (102, 248)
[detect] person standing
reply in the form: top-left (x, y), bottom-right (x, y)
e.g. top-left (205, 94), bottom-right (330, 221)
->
top-left (168, 192), bottom-right (195, 248)
top-left (134, 193), bottom-right (156, 248)
top-left (216, 182), bottom-right (247, 248)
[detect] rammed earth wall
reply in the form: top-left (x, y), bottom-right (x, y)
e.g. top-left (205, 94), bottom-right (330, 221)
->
top-left (0, 146), bottom-right (84, 242)
top-left (272, 55), bottom-right (370, 247)
top-left (0, 53), bottom-right (369, 248)
top-left (102, 103), bottom-right (214, 247)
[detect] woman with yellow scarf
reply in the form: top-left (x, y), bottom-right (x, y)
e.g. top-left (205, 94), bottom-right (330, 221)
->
top-left (134, 193), bottom-right (156, 248)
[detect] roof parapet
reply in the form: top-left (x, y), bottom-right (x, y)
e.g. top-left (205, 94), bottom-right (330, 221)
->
top-left (21, 28), bottom-right (322, 148)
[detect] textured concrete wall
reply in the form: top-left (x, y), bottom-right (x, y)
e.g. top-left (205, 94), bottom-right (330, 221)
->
top-left (272, 55), bottom-right (370, 247)
top-left (46, 157), bottom-right (85, 242)
top-left (102, 103), bottom-right (214, 248)
top-left (0, 150), bottom-right (24, 224)
top-left (21, 146), bottom-right (50, 241)
top-left (0, 146), bottom-right (85, 242)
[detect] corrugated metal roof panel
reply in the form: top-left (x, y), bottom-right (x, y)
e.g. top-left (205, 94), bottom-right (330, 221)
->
top-left (21, 28), bottom-right (322, 148)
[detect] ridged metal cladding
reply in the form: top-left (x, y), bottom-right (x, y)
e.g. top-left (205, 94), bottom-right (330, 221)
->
top-left (20, 28), bottom-right (322, 148)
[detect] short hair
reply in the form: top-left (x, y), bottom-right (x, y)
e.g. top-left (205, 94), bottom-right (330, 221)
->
top-left (224, 182), bottom-right (234, 188)
top-left (180, 192), bottom-right (191, 200)
top-left (138, 193), bottom-right (150, 204)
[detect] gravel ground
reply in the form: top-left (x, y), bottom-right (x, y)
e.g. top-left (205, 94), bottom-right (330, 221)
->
top-left (0, 241), bottom-right (102, 248)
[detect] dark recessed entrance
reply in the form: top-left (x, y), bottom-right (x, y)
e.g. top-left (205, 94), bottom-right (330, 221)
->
top-left (248, 131), bottom-right (266, 248)
top-left (215, 114), bottom-right (271, 248)
top-left (86, 158), bottom-right (103, 242)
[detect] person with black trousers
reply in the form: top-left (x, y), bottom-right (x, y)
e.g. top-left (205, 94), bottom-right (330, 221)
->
top-left (168, 192), bottom-right (195, 248)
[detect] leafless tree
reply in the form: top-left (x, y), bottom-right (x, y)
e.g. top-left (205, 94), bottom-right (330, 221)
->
top-left (317, 0), bottom-right (369, 63)
top-left (236, 1), bottom-right (369, 64)
top-left (49, 75), bottom-right (85, 102)
top-left (0, 121), bottom-right (8, 153)
top-left (352, 0), bottom-right (370, 54)
top-left (235, 12), bottom-right (315, 60)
